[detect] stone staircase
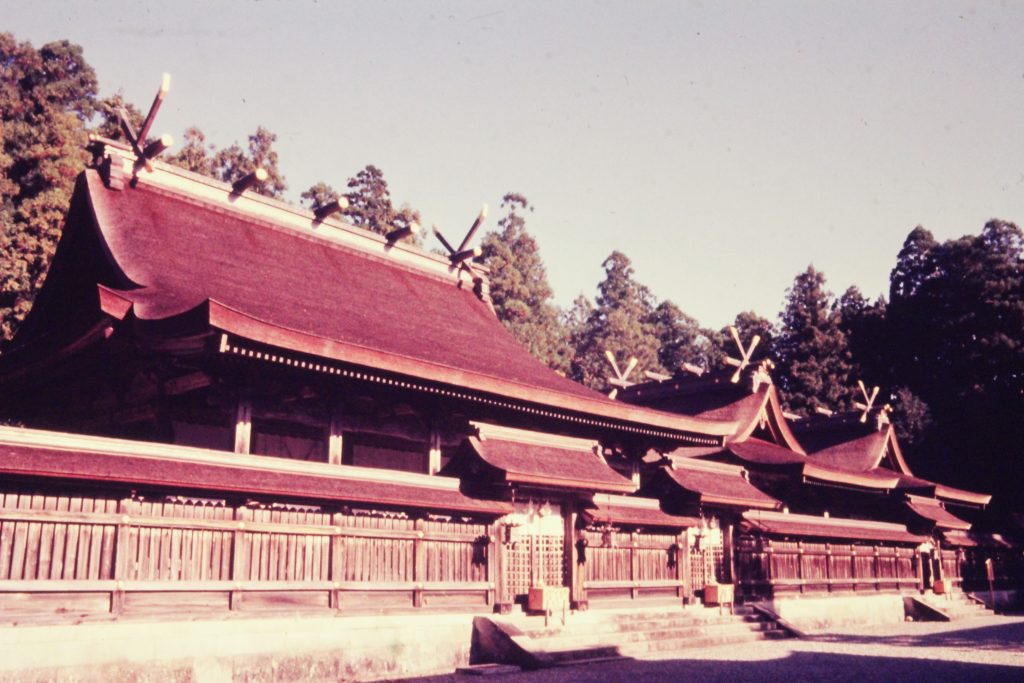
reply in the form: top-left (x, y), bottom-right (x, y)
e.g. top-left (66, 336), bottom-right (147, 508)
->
top-left (912, 590), bottom-right (994, 621)
top-left (474, 603), bottom-right (792, 668)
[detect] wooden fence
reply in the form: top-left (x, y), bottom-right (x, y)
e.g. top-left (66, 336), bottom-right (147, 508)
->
top-left (0, 487), bottom-right (495, 619)
top-left (580, 528), bottom-right (693, 604)
top-left (735, 535), bottom-right (920, 598)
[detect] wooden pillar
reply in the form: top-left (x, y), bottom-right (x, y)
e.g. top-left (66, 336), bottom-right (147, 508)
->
top-left (797, 540), bottom-right (804, 594)
top-left (234, 398), bottom-right (252, 454)
top-left (229, 504), bottom-right (247, 610)
top-left (330, 511), bottom-right (344, 610)
top-left (678, 530), bottom-right (690, 603)
top-left (413, 519), bottom-right (425, 607)
top-left (563, 501), bottom-right (583, 609)
top-left (873, 544), bottom-right (881, 591)
top-left (723, 523), bottom-right (736, 585)
top-left (328, 412), bottom-right (344, 465)
top-left (825, 542), bottom-right (832, 594)
top-left (111, 495), bottom-right (135, 615)
top-left (630, 531), bottom-right (639, 600)
top-left (427, 429), bottom-right (442, 475)
top-left (490, 519), bottom-right (510, 613)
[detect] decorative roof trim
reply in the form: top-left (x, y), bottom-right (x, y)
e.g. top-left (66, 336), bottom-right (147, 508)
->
top-left (215, 325), bottom-right (730, 444)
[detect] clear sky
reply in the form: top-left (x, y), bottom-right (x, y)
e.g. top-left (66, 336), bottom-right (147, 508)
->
top-left (4, 1), bottom-right (1023, 328)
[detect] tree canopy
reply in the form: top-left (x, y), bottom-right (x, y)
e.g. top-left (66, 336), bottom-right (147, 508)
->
top-left (479, 193), bottom-right (569, 372)
top-left (1, 34), bottom-right (98, 340)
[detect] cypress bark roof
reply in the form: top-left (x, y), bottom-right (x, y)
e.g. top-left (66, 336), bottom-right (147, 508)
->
top-left (742, 510), bottom-right (927, 544)
top-left (2, 158), bottom-right (735, 444)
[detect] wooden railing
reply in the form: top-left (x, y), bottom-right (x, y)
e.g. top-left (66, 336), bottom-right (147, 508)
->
top-left (0, 488), bottom-right (495, 619)
top-left (735, 535), bottom-right (920, 598)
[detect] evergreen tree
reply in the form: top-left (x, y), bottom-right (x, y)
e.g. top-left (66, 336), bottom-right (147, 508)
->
top-left (884, 220), bottom-right (1024, 501)
top-left (300, 181), bottom-right (340, 212)
top-left (773, 266), bottom-right (855, 415)
top-left (479, 193), bottom-right (569, 372)
top-left (167, 126), bottom-right (214, 175)
top-left (652, 301), bottom-right (722, 373)
top-left (340, 164), bottom-right (419, 241)
top-left (1, 34), bottom-right (98, 342)
top-left (571, 251), bottom-right (663, 389)
top-left (211, 126), bottom-right (287, 199)
top-left (717, 311), bottom-right (774, 370)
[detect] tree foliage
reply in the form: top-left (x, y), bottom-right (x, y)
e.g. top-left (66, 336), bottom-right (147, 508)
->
top-left (211, 126), bottom-right (287, 199)
top-left (570, 251), bottom-right (664, 389)
top-left (479, 193), bottom-right (569, 372)
top-left (1, 34), bottom-right (98, 341)
top-left (338, 164), bottom-right (419, 241)
top-left (773, 266), bottom-right (855, 415)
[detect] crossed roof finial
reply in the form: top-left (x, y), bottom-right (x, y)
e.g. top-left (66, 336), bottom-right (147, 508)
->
top-left (433, 204), bottom-right (488, 269)
top-left (853, 380), bottom-right (880, 423)
top-left (604, 350), bottom-right (638, 400)
top-left (723, 326), bottom-right (761, 384)
top-left (117, 73), bottom-right (173, 176)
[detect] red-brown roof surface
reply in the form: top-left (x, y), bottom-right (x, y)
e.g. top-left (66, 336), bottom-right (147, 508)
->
top-left (7, 168), bottom-right (735, 441)
top-left (0, 428), bottom-right (510, 515)
top-left (941, 530), bottom-right (1014, 548)
top-left (727, 438), bottom-right (900, 490)
top-left (894, 474), bottom-right (992, 507)
top-left (742, 510), bottom-right (927, 544)
top-left (467, 436), bottom-right (637, 494)
top-left (583, 496), bottom-right (700, 529)
top-left (619, 373), bottom-right (805, 452)
top-left (659, 462), bottom-right (781, 510)
top-left (905, 496), bottom-right (972, 531)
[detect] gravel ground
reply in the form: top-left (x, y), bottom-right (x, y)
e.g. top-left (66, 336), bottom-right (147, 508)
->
top-left (404, 615), bottom-right (1024, 683)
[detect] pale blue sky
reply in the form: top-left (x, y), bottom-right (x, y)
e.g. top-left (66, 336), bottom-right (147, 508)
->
top-left (5, 1), bottom-right (1023, 328)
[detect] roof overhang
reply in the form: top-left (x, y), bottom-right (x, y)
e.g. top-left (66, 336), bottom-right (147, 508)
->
top-left (0, 426), bottom-right (509, 516)
top-left (742, 510), bottom-right (928, 545)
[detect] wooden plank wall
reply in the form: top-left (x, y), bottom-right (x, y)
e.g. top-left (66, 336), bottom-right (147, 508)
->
top-left (581, 529), bottom-right (687, 604)
top-left (0, 486), bottom-right (495, 620)
top-left (735, 535), bottom-right (920, 598)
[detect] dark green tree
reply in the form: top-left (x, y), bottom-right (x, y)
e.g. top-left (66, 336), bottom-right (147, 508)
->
top-left (167, 126), bottom-right (214, 175)
top-left (884, 220), bottom-right (1024, 502)
top-left (571, 251), bottom-right (663, 389)
top-left (718, 310), bottom-right (774, 370)
top-left (479, 193), bottom-right (569, 372)
top-left (211, 126), bottom-right (287, 199)
top-left (340, 164), bottom-right (419, 240)
top-left (652, 301), bottom-right (722, 373)
top-left (773, 266), bottom-right (855, 415)
top-left (300, 181), bottom-right (340, 212)
top-left (1, 34), bottom-right (98, 341)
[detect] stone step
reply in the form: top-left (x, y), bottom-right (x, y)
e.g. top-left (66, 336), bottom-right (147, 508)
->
top-left (522, 612), bottom-right (762, 638)
top-left (529, 620), bottom-right (778, 656)
top-left (619, 626), bottom-right (788, 656)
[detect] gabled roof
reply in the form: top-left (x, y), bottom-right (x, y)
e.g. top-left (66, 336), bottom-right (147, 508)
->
top-left (655, 459), bottom-right (782, 510)
top-left (464, 424), bottom-right (637, 494)
top-left (1, 148), bottom-right (735, 444)
top-left (904, 495), bottom-right (972, 531)
top-left (796, 418), bottom-right (991, 507)
top-left (618, 369), bottom-right (805, 451)
top-left (742, 510), bottom-right (927, 545)
top-left (726, 438), bottom-right (900, 490)
top-left (894, 474), bottom-right (992, 507)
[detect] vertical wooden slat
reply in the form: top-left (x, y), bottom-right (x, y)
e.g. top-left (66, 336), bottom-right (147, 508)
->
top-left (330, 512), bottom-right (343, 609)
top-left (413, 519), bottom-right (425, 607)
top-left (234, 398), bottom-right (253, 454)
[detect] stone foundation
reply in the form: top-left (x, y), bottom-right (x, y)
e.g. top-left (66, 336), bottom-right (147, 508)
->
top-left (759, 594), bottom-right (908, 632)
top-left (0, 612), bottom-right (476, 682)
